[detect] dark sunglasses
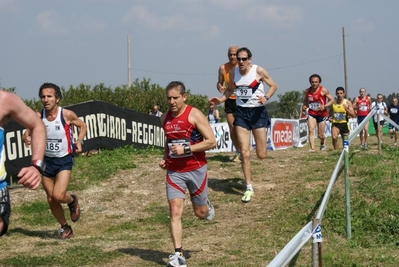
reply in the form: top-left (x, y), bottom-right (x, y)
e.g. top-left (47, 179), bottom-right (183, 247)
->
top-left (237, 57), bottom-right (248, 61)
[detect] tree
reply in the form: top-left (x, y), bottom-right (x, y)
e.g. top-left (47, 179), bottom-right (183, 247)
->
top-left (277, 90), bottom-right (303, 119)
top-left (1, 87), bottom-right (16, 93)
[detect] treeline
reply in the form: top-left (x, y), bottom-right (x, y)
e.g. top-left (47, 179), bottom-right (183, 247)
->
top-left (5, 78), bottom-right (209, 116)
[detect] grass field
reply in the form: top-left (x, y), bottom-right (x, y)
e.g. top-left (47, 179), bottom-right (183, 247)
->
top-left (1, 135), bottom-right (399, 267)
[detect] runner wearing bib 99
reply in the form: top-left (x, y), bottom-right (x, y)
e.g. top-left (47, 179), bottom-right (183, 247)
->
top-left (210, 47), bottom-right (278, 203)
top-left (329, 87), bottom-right (355, 150)
top-left (23, 82), bottom-right (87, 240)
top-left (302, 74), bottom-right (334, 152)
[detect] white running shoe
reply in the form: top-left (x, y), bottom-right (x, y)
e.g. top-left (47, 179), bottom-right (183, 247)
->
top-left (206, 200), bottom-right (215, 221)
top-left (320, 144), bottom-right (326, 151)
top-left (167, 252), bottom-right (186, 267)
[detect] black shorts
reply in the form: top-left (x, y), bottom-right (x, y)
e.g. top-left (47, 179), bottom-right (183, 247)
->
top-left (373, 120), bottom-right (385, 131)
top-left (0, 184), bottom-right (11, 236)
top-left (224, 98), bottom-right (237, 114)
top-left (332, 123), bottom-right (350, 135)
top-left (43, 154), bottom-right (74, 177)
top-left (234, 105), bottom-right (270, 130)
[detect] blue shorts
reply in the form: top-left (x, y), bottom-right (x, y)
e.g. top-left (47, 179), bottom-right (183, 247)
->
top-left (308, 114), bottom-right (328, 124)
top-left (234, 106), bottom-right (270, 130)
top-left (43, 154), bottom-right (74, 177)
top-left (389, 121), bottom-right (399, 130)
top-left (357, 116), bottom-right (367, 124)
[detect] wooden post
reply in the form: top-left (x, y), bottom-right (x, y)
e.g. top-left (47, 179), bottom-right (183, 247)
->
top-left (312, 219), bottom-right (322, 267)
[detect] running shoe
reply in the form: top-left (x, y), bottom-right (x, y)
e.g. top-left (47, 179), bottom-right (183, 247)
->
top-left (394, 143), bottom-right (397, 147)
top-left (309, 149), bottom-right (315, 152)
top-left (68, 194), bottom-right (80, 222)
top-left (320, 144), bottom-right (326, 151)
top-left (231, 151), bottom-right (240, 162)
top-left (167, 252), bottom-right (186, 267)
top-left (206, 200), bottom-right (215, 220)
top-left (241, 189), bottom-right (254, 203)
top-left (58, 224), bottom-right (73, 239)
top-left (364, 144), bottom-right (368, 150)
top-left (390, 133), bottom-right (394, 139)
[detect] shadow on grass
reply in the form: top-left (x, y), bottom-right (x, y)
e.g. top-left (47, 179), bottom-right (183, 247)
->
top-left (117, 248), bottom-right (194, 266)
top-left (9, 227), bottom-right (56, 239)
top-left (208, 177), bottom-right (244, 195)
top-left (206, 154), bottom-right (231, 163)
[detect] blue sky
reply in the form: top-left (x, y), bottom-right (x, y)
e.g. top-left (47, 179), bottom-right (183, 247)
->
top-left (1, 0), bottom-right (398, 103)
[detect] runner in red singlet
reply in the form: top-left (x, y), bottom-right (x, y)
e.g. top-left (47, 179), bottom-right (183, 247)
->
top-left (159, 81), bottom-right (216, 267)
top-left (302, 74), bottom-right (334, 152)
top-left (352, 87), bottom-right (371, 149)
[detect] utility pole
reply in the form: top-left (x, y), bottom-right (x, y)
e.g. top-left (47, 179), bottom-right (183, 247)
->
top-left (127, 35), bottom-right (131, 88)
top-left (342, 27), bottom-right (348, 99)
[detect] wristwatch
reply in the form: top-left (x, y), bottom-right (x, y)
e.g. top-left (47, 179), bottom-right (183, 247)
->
top-left (77, 139), bottom-right (84, 144)
top-left (265, 95), bottom-right (270, 101)
top-left (32, 159), bottom-right (46, 173)
top-left (183, 144), bottom-right (191, 155)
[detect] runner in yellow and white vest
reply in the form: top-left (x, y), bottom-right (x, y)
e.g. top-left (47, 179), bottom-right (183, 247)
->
top-left (329, 87), bottom-right (355, 150)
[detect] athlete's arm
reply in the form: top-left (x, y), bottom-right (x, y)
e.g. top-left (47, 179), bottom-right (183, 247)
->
top-left (345, 100), bottom-right (356, 118)
top-left (216, 64), bottom-right (226, 94)
top-left (367, 97), bottom-right (372, 111)
top-left (209, 69), bottom-right (234, 105)
top-left (302, 90), bottom-right (309, 111)
top-left (3, 92), bottom-right (46, 190)
top-left (22, 111), bottom-right (41, 147)
top-left (64, 109), bottom-right (87, 154)
top-left (257, 66), bottom-right (278, 98)
top-left (352, 97), bottom-right (359, 111)
top-left (215, 109), bottom-right (220, 120)
top-left (158, 113), bottom-right (167, 169)
top-left (189, 108), bottom-right (216, 152)
top-left (322, 87), bottom-right (335, 109)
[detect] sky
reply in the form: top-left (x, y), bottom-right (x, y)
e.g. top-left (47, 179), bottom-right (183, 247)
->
top-left (1, 0), bottom-right (398, 103)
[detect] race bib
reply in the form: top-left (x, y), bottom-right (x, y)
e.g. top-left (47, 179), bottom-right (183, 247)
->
top-left (309, 102), bottom-right (320, 110)
top-left (359, 105), bottom-right (367, 111)
top-left (391, 108), bottom-right (398, 114)
top-left (168, 139), bottom-right (191, 158)
top-left (334, 112), bottom-right (345, 120)
top-left (235, 86), bottom-right (252, 99)
top-left (46, 139), bottom-right (61, 155)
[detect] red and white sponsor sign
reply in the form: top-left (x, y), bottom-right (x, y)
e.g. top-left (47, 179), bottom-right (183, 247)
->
top-left (271, 119), bottom-right (300, 150)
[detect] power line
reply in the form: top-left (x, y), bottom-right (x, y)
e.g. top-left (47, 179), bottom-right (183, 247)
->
top-left (130, 53), bottom-right (343, 76)
top-left (268, 54), bottom-right (343, 71)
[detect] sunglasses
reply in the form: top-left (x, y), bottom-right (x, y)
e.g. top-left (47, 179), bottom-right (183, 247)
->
top-left (237, 57), bottom-right (248, 62)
